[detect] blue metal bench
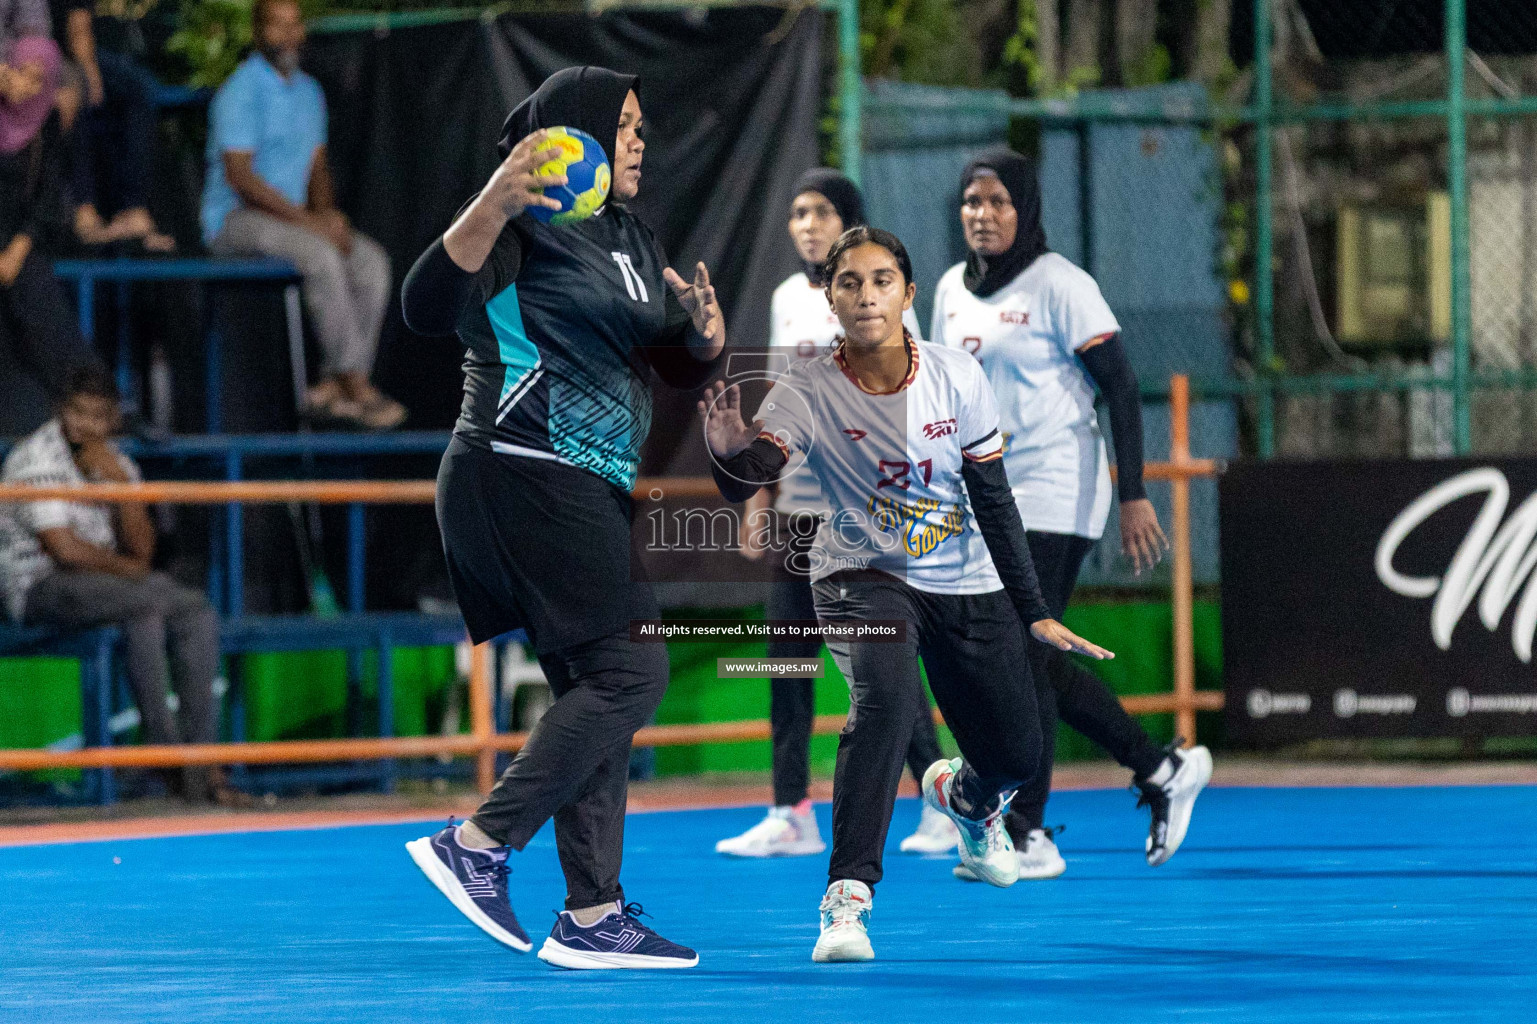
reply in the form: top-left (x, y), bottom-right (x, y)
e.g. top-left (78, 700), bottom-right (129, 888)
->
top-left (0, 613), bottom-right (523, 805)
top-left (219, 612), bottom-right (475, 794)
top-left (54, 258), bottom-right (302, 431)
top-left (118, 432), bottom-right (451, 616)
top-left (0, 623), bottom-right (121, 803)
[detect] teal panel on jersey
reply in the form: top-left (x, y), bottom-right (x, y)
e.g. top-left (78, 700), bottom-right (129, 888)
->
top-left (549, 373), bottom-right (648, 492)
top-left (486, 284), bottom-right (542, 419)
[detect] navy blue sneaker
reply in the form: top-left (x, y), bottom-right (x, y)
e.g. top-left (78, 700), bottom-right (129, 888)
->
top-left (537, 902), bottom-right (699, 969)
top-left (406, 822), bottom-right (531, 951)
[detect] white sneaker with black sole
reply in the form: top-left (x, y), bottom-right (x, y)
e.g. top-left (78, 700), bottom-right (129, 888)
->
top-left (953, 826), bottom-right (1066, 881)
top-left (812, 879), bottom-right (874, 962)
top-left (1136, 741), bottom-right (1213, 866)
top-left (715, 804), bottom-right (826, 858)
top-left (899, 802), bottom-right (961, 855)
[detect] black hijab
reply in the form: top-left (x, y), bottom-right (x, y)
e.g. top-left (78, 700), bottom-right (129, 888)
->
top-left (791, 167), bottom-right (864, 285)
top-left (498, 65), bottom-right (639, 173)
top-left (959, 146), bottom-right (1049, 297)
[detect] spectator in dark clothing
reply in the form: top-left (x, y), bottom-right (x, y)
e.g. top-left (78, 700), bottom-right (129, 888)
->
top-left (51, 0), bottom-right (173, 250)
top-left (1, 34), bottom-right (98, 411)
top-left (2, 0), bottom-right (52, 116)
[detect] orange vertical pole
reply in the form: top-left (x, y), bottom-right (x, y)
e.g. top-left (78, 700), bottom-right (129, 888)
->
top-left (1169, 374), bottom-right (1197, 745)
top-left (468, 641), bottom-right (496, 794)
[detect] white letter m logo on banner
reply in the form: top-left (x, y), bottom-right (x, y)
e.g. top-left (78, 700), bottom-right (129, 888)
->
top-left (1376, 467), bottom-right (1537, 662)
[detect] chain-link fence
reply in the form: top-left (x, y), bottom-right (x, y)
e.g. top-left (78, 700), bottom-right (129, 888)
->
top-left (862, 0), bottom-right (1537, 463)
top-left (1239, 0), bottom-right (1537, 458)
top-left (854, 0), bottom-right (1537, 580)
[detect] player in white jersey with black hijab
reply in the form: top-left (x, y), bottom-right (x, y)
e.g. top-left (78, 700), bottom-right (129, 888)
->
top-left (700, 226), bottom-right (1113, 962)
top-left (715, 169), bottom-right (956, 860)
top-left (930, 146), bottom-right (1211, 880)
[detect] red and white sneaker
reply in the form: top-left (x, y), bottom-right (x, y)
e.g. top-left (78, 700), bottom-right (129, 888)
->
top-left (715, 803), bottom-right (826, 858)
top-left (812, 879), bottom-right (874, 962)
top-left (921, 758), bottom-right (1018, 888)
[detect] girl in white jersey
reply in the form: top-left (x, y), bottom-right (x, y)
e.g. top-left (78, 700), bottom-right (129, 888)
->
top-left (930, 147), bottom-right (1212, 878)
top-left (716, 169), bottom-right (955, 860)
top-left (701, 227), bottom-right (1113, 962)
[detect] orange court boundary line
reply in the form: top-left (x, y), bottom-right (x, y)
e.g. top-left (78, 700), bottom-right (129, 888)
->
top-left (6, 771), bottom-right (1537, 848)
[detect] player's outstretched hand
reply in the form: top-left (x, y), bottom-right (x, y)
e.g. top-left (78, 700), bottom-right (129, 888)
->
top-left (665, 262), bottom-right (726, 348)
top-left (1120, 497), bottom-right (1169, 575)
top-left (697, 381), bottom-right (763, 459)
top-left (1030, 619), bottom-right (1115, 660)
top-left (484, 129), bottom-right (567, 220)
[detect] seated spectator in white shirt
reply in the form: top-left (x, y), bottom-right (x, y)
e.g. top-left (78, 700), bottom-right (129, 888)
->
top-left (200, 0), bottom-right (405, 431)
top-left (0, 366), bottom-right (243, 804)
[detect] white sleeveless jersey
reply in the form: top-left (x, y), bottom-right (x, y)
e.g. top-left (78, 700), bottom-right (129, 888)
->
top-left (768, 272), bottom-right (922, 519)
top-left (930, 253), bottom-right (1119, 539)
top-left (753, 339), bottom-right (1005, 594)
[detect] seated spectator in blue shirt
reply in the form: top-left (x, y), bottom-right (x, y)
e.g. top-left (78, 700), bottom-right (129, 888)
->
top-left (201, 0), bottom-right (405, 430)
top-left (0, 366), bottom-right (242, 804)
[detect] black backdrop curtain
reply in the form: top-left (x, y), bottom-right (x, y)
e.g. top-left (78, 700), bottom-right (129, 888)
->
top-left (194, 5), bottom-right (824, 611)
top-left (306, 4), bottom-right (823, 475)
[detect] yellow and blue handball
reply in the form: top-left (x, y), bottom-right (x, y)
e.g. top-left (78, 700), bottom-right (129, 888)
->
top-left (530, 126), bottom-right (612, 225)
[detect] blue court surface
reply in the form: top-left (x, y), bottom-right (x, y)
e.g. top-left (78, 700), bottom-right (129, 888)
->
top-left (3, 785), bottom-right (1535, 1023)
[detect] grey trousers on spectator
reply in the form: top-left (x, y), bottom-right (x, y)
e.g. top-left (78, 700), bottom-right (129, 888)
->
top-left (24, 570), bottom-right (221, 745)
top-left (211, 208), bottom-right (391, 377)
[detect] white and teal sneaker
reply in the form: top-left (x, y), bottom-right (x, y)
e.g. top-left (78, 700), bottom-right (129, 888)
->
top-left (953, 826), bottom-right (1066, 882)
top-left (922, 758), bottom-right (1018, 888)
top-left (812, 879), bottom-right (874, 963)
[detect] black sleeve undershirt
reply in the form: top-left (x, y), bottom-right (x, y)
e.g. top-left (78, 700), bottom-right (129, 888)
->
top-left (643, 287), bottom-right (724, 390)
top-left (961, 456), bottom-right (1052, 626)
top-left (401, 235), bottom-right (518, 337)
top-left (711, 437), bottom-right (787, 503)
top-left (401, 216), bottom-right (528, 337)
top-left (1076, 333), bottom-right (1147, 503)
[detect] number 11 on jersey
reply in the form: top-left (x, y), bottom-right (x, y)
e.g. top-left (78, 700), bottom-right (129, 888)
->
top-left (611, 252), bottom-right (649, 302)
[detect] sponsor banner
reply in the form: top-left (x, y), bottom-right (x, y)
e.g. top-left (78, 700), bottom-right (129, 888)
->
top-left (1221, 458), bottom-right (1537, 745)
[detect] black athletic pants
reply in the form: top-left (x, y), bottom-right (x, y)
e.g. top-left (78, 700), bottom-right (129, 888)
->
top-left (812, 572), bottom-right (1043, 890)
top-left (767, 515), bottom-right (943, 807)
top-left (470, 632), bottom-right (668, 910)
top-left (438, 442), bottom-right (667, 911)
top-left (1009, 530), bottom-right (1166, 837)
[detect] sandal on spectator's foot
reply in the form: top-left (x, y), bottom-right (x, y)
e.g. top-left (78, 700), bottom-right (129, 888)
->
top-left (350, 390), bottom-right (408, 431)
top-left (302, 380), bottom-right (364, 429)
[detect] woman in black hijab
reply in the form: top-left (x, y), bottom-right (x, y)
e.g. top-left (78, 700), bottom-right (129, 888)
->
top-left (401, 66), bottom-right (723, 970)
top-left (931, 146), bottom-right (1211, 882)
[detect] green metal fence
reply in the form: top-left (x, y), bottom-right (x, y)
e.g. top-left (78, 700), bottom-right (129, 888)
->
top-left (850, 0), bottom-right (1537, 460)
top-left (315, 0), bottom-right (1537, 461)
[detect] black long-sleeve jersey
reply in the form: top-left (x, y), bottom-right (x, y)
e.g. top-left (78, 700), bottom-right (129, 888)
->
top-left (406, 204), bottom-right (713, 492)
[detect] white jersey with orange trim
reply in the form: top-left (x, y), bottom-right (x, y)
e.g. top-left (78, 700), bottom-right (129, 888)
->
top-left (768, 273), bottom-right (922, 519)
top-left (930, 253), bottom-right (1119, 539)
top-left (752, 336), bottom-right (1005, 594)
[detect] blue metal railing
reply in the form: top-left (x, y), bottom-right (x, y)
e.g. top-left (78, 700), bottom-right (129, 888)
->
top-left (54, 258), bottom-right (302, 431)
top-left (1, 431), bottom-right (455, 617)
